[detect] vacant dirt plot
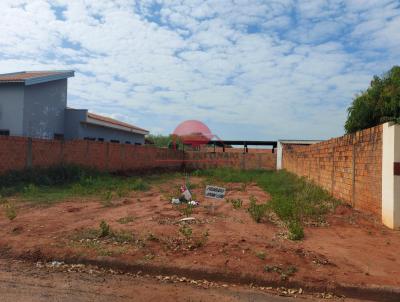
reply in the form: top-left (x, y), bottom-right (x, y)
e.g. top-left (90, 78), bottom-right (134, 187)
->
top-left (1, 172), bottom-right (400, 300)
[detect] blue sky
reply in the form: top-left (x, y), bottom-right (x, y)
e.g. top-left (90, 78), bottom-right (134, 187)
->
top-left (1, 0), bottom-right (400, 140)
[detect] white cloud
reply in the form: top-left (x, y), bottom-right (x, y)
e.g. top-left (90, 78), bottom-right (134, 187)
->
top-left (0, 0), bottom-right (399, 139)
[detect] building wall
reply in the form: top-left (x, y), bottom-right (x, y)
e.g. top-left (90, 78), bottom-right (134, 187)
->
top-left (0, 135), bottom-right (182, 175)
top-left (282, 125), bottom-right (383, 217)
top-left (0, 84), bottom-right (24, 136)
top-left (23, 79), bottom-right (67, 138)
top-left (186, 151), bottom-right (277, 170)
top-left (79, 123), bottom-right (145, 144)
top-left (64, 108), bottom-right (145, 144)
top-left (64, 108), bottom-right (86, 140)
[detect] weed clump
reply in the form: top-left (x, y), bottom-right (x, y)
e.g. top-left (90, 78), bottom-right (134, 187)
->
top-left (4, 203), bottom-right (17, 221)
top-left (179, 224), bottom-right (192, 238)
top-left (181, 204), bottom-right (194, 217)
top-left (228, 198), bottom-right (243, 209)
top-left (99, 220), bottom-right (111, 237)
top-left (248, 197), bottom-right (267, 223)
top-left (117, 216), bottom-right (135, 224)
top-left (288, 220), bottom-right (304, 240)
top-left (264, 264), bottom-right (298, 281)
top-left (256, 251), bottom-right (266, 260)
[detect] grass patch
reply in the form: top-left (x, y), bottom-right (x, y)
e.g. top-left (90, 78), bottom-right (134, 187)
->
top-left (0, 165), bottom-right (153, 204)
top-left (227, 198), bottom-right (243, 209)
top-left (248, 196), bottom-right (268, 223)
top-left (3, 203), bottom-right (17, 221)
top-left (256, 251), bottom-right (266, 260)
top-left (117, 216), bottom-right (135, 224)
top-left (193, 168), bottom-right (340, 240)
top-left (73, 221), bottom-right (135, 245)
top-left (264, 265), bottom-right (298, 281)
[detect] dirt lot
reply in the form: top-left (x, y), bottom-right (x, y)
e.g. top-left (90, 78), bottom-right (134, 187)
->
top-left (1, 175), bottom-right (400, 300)
top-left (0, 258), bottom-right (371, 302)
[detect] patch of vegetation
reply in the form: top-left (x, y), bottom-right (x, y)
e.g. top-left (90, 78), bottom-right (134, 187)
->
top-left (143, 253), bottom-right (155, 261)
top-left (256, 251), bottom-right (266, 260)
top-left (287, 220), bottom-right (304, 240)
top-left (74, 220), bottom-right (135, 243)
top-left (146, 233), bottom-right (159, 242)
top-left (179, 224), bottom-right (193, 238)
top-left (4, 203), bottom-right (17, 221)
top-left (264, 265), bottom-right (298, 281)
top-left (130, 178), bottom-right (149, 191)
top-left (228, 198), bottom-right (243, 209)
top-left (345, 65), bottom-right (400, 133)
top-left (0, 165), bottom-right (153, 204)
top-left (101, 191), bottom-right (114, 207)
top-left (145, 134), bottom-right (183, 149)
top-left (180, 203), bottom-right (194, 217)
top-left (117, 216), bottom-right (135, 224)
top-left (248, 196), bottom-right (268, 223)
top-left (194, 168), bottom-right (340, 240)
top-left (99, 220), bottom-right (111, 237)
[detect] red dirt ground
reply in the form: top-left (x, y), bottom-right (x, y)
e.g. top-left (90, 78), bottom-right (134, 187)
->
top-left (1, 175), bottom-right (400, 299)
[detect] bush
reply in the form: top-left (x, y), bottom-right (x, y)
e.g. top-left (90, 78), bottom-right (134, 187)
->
top-left (345, 66), bottom-right (400, 133)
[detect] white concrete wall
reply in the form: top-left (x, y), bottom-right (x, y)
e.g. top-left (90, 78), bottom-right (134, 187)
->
top-left (382, 122), bottom-right (400, 229)
top-left (0, 84), bottom-right (24, 136)
top-left (277, 142), bottom-right (283, 170)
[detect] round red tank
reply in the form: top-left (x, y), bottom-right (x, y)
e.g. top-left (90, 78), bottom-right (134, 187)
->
top-left (173, 120), bottom-right (213, 146)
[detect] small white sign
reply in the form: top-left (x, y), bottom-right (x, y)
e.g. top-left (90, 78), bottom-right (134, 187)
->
top-left (205, 185), bottom-right (226, 199)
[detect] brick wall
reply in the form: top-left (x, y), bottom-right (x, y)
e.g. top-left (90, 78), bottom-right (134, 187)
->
top-left (0, 136), bottom-right (184, 175)
top-left (186, 150), bottom-right (276, 170)
top-left (282, 125), bottom-right (383, 216)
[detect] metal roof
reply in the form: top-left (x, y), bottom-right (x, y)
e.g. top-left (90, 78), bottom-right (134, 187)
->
top-left (86, 112), bottom-right (149, 135)
top-left (0, 70), bottom-right (74, 86)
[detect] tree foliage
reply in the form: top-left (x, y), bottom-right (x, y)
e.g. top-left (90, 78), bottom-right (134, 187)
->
top-left (345, 66), bottom-right (400, 133)
top-left (146, 134), bottom-right (183, 149)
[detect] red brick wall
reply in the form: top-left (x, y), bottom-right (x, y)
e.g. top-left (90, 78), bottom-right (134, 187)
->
top-left (0, 136), bottom-right (184, 175)
top-left (282, 125), bottom-right (383, 216)
top-left (186, 151), bottom-right (276, 170)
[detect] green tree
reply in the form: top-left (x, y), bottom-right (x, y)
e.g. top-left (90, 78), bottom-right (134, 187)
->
top-left (146, 134), bottom-right (183, 149)
top-left (345, 66), bottom-right (400, 133)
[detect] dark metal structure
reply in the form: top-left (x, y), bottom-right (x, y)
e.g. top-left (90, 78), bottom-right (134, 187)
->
top-left (207, 140), bottom-right (277, 153)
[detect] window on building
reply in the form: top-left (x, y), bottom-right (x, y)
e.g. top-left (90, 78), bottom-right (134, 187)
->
top-left (0, 129), bottom-right (10, 136)
top-left (54, 133), bottom-right (64, 140)
top-left (110, 140), bottom-right (120, 143)
top-left (98, 138), bottom-right (104, 142)
top-left (135, 142), bottom-right (142, 146)
top-left (125, 141), bottom-right (131, 144)
top-left (84, 137), bottom-right (96, 141)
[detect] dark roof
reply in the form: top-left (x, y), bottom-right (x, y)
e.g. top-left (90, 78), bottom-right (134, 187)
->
top-left (0, 70), bottom-right (74, 85)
